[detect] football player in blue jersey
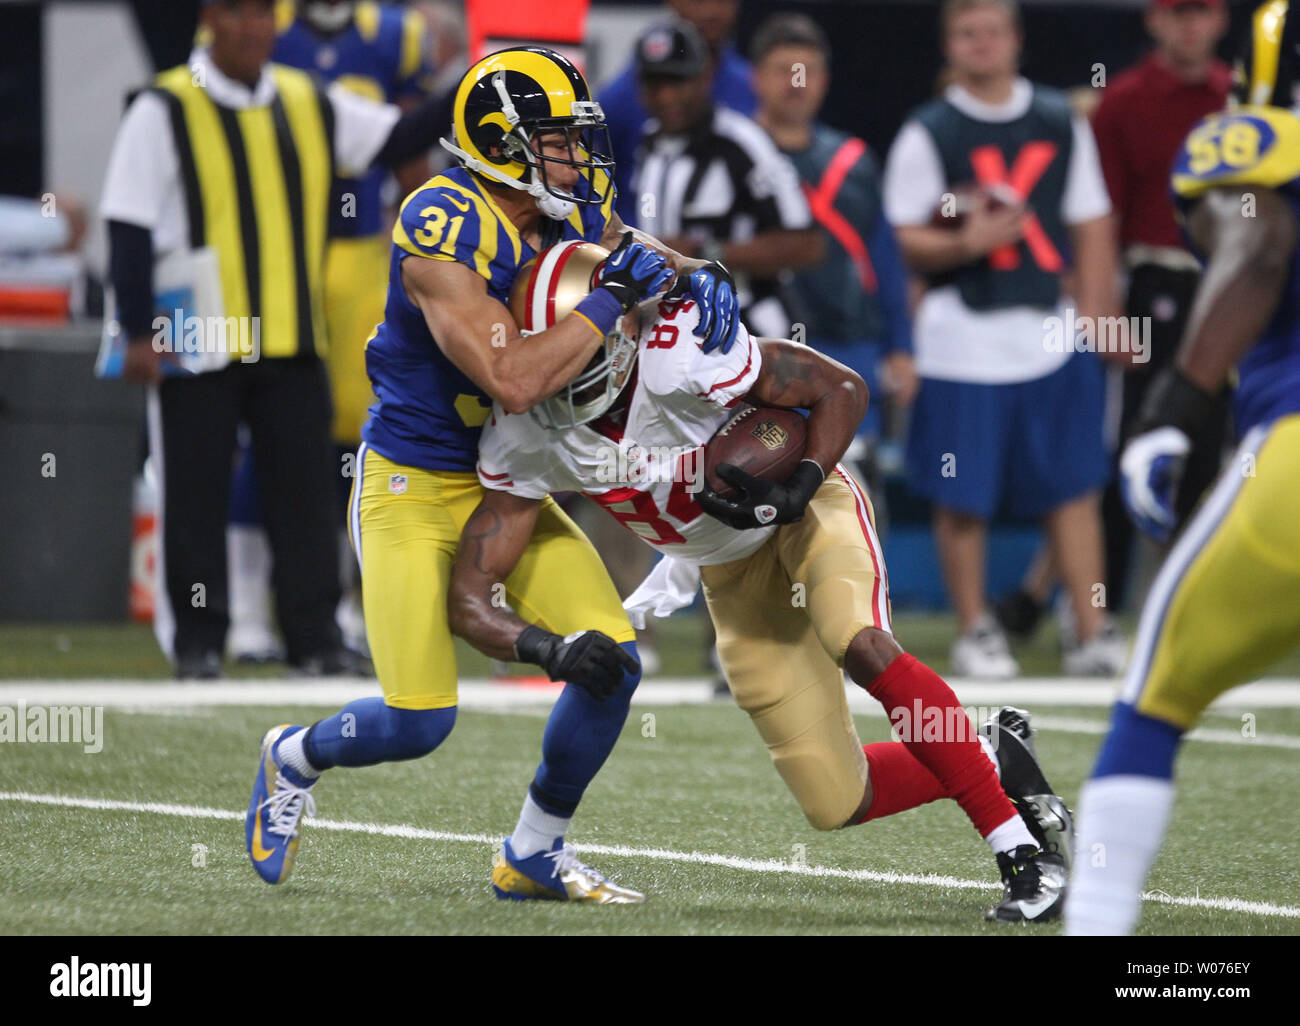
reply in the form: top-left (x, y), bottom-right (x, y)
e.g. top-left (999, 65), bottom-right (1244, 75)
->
top-left (246, 46), bottom-right (742, 902)
top-left (1067, 0), bottom-right (1300, 934)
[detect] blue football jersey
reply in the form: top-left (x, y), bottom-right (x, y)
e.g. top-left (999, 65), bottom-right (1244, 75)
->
top-left (362, 165), bottom-right (617, 471)
top-left (1173, 105), bottom-right (1300, 434)
top-left (272, 0), bottom-right (431, 238)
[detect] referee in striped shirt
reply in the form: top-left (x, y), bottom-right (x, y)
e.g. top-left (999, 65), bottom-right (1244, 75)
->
top-left (630, 20), bottom-right (822, 337)
top-left (101, 0), bottom-right (445, 678)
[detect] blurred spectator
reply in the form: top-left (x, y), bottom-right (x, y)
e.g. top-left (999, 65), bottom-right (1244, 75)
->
top-left (632, 20), bottom-right (821, 337)
top-left (1091, 0), bottom-right (1232, 609)
top-left (413, 0), bottom-right (469, 174)
top-left (224, 0), bottom-right (437, 663)
top-left (101, 0), bottom-right (445, 678)
top-left (414, 0), bottom-right (469, 96)
top-left (599, 0), bottom-right (756, 225)
top-left (751, 11), bottom-right (916, 497)
top-left (883, 0), bottom-right (1124, 678)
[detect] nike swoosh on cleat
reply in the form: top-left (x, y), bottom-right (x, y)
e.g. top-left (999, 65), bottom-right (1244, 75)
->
top-left (1015, 893), bottom-right (1062, 920)
top-left (250, 811), bottom-right (276, 862)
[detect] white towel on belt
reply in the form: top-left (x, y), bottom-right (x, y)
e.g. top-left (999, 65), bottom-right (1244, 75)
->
top-left (622, 556), bottom-right (702, 629)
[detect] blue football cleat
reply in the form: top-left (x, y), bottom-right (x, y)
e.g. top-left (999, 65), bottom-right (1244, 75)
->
top-left (245, 724), bottom-right (317, 885)
top-left (492, 837), bottom-right (645, 903)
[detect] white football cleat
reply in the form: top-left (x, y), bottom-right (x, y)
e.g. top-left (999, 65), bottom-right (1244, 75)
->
top-left (1063, 619), bottom-right (1129, 677)
top-left (951, 613), bottom-right (1020, 680)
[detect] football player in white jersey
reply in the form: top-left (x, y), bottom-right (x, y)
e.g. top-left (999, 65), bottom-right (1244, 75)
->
top-left (450, 239), bottom-right (1075, 922)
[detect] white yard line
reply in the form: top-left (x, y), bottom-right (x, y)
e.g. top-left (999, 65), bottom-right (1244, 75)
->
top-left (2, 677), bottom-right (1299, 708)
top-left (2, 679), bottom-right (1297, 748)
top-left (2, 790), bottom-right (1297, 921)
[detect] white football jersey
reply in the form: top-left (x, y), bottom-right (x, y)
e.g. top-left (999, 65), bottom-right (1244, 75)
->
top-left (476, 297), bottom-right (776, 566)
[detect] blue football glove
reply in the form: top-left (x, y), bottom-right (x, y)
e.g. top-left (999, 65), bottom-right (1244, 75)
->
top-left (1119, 366), bottom-right (1222, 542)
top-left (680, 262), bottom-right (740, 354)
top-left (1119, 426), bottom-right (1192, 542)
top-left (598, 232), bottom-right (674, 311)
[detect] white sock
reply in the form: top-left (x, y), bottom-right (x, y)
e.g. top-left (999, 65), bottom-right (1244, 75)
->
top-left (275, 728), bottom-right (321, 780)
top-left (228, 525), bottom-right (274, 641)
top-left (978, 734), bottom-right (1000, 777)
top-left (1064, 775), bottom-right (1175, 936)
top-left (985, 813), bottom-right (1037, 856)
top-left (511, 794), bottom-right (571, 858)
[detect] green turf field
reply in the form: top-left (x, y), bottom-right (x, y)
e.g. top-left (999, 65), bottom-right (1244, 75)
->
top-left (1, 618), bottom-right (1297, 935)
top-left (7, 613), bottom-right (1300, 681)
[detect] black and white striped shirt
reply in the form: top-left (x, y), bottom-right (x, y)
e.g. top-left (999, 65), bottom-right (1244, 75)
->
top-left (632, 105), bottom-right (812, 337)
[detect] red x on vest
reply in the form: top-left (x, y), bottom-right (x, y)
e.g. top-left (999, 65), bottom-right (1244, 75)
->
top-left (969, 142), bottom-right (1064, 273)
top-left (801, 137), bottom-right (877, 293)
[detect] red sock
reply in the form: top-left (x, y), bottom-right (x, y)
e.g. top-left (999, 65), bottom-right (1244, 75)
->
top-left (866, 653), bottom-right (1017, 838)
top-left (859, 742), bottom-right (946, 822)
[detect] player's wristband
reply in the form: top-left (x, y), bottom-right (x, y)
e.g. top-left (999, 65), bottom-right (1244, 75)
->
top-left (514, 624), bottom-right (561, 668)
top-left (1134, 367), bottom-right (1220, 439)
top-left (573, 288), bottom-right (625, 336)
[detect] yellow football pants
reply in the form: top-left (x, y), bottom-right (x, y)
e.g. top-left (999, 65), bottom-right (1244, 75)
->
top-left (325, 234), bottom-right (389, 444)
top-left (348, 445), bottom-right (635, 710)
top-left (1123, 413), bottom-right (1300, 729)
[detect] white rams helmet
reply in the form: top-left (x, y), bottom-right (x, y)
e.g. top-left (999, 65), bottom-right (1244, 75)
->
top-left (509, 241), bottom-right (638, 429)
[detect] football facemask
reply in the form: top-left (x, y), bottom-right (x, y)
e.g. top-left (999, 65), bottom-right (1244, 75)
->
top-left (531, 329), bottom-right (638, 430)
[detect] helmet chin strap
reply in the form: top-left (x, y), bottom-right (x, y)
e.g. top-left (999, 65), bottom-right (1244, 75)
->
top-left (438, 138), bottom-right (575, 221)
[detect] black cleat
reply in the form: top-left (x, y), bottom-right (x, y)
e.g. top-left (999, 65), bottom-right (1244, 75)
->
top-left (175, 650), bottom-right (223, 681)
top-left (986, 844), bottom-right (1067, 923)
top-left (980, 706), bottom-right (1074, 868)
top-left (993, 589), bottom-right (1045, 639)
top-left (287, 648), bottom-right (374, 678)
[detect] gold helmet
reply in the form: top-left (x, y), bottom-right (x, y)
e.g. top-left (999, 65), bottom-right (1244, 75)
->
top-left (509, 241), bottom-right (638, 429)
top-left (440, 47), bottom-right (615, 221)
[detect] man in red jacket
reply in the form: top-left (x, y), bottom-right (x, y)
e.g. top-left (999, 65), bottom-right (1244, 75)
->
top-left (1091, 0), bottom-right (1232, 608)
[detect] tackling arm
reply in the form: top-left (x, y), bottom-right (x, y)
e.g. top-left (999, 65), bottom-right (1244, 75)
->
top-left (402, 256), bottom-right (604, 415)
top-left (448, 490), bottom-right (639, 696)
top-left (447, 489), bottom-right (544, 659)
top-left (602, 212), bottom-right (741, 354)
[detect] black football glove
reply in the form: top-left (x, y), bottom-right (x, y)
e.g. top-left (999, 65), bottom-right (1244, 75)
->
top-left (697, 460), bottom-right (825, 530)
top-left (514, 625), bottom-right (640, 699)
top-left (597, 232), bottom-right (674, 312)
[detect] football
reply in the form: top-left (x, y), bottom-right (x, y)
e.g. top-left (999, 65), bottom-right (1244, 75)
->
top-left (929, 181), bottom-right (1022, 229)
top-left (703, 405), bottom-right (808, 499)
